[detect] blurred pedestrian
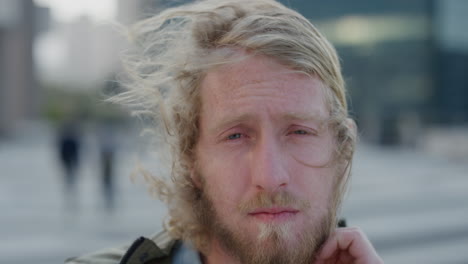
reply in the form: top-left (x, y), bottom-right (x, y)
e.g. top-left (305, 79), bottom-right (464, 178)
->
top-left (57, 120), bottom-right (81, 211)
top-left (98, 124), bottom-right (117, 212)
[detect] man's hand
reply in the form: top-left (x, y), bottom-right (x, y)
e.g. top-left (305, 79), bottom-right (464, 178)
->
top-left (314, 227), bottom-right (383, 264)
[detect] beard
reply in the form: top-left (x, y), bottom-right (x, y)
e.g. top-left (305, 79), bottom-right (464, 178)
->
top-left (194, 183), bottom-right (335, 264)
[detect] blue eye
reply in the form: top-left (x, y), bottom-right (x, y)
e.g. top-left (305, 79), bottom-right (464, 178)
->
top-left (228, 133), bottom-right (242, 140)
top-left (293, 130), bottom-right (308, 135)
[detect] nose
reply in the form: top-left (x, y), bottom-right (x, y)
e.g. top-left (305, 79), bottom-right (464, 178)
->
top-left (250, 134), bottom-right (289, 192)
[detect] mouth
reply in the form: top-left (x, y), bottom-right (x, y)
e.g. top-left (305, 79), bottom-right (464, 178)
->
top-left (248, 207), bottom-right (299, 222)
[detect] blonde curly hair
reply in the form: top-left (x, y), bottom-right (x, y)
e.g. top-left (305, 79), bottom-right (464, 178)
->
top-left (115, 0), bottom-right (356, 251)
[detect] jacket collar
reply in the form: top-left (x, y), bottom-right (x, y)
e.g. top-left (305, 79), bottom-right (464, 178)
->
top-left (119, 236), bottom-right (177, 264)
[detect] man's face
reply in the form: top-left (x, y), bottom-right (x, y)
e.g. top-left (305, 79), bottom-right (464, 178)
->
top-left (194, 54), bottom-right (338, 264)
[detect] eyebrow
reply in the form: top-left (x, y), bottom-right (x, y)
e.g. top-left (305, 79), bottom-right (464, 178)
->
top-left (280, 112), bottom-right (330, 131)
top-left (209, 113), bottom-right (254, 135)
top-left (281, 112), bottom-right (327, 123)
top-left (209, 112), bottom-right (328, 135)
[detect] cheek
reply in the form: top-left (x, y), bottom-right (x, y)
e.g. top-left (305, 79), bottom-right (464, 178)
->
top-left (292, 165), bottom-right (336, 208)
top-left (199, 153), bottom-right (250, 209)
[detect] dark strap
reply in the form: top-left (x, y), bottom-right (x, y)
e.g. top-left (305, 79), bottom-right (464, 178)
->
top-left (338, 218), bottom-right (347, 228)
top-left (119, 237), bottom-right (168, 264)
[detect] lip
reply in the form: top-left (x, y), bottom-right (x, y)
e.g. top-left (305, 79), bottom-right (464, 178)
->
top-left (249, 207), bottom-right (299, 214)
top-left (248, 207), bottom-right (299, 221)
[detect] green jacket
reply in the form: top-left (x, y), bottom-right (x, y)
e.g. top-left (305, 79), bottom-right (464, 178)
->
top-left (65, 231), bottom-right (178, 264)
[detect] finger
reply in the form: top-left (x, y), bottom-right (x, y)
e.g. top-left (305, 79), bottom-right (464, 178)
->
top-left (339, 227), bottom-right (380, 262)
top-left (316, 227), bottom-right (382, 262)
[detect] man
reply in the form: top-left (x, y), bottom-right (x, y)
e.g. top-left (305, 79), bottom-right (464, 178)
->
top-left (66, 0), bottom-right (383, 263)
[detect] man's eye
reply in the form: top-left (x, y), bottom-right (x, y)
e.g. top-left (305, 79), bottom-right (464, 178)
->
top-left (293, 130), bottom-right (308, 135)
top-left (227, 133), bottom-right (242, 140)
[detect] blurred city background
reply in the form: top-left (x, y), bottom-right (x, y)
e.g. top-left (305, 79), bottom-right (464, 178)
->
top-left (0, 0), bottom-right (467, 263)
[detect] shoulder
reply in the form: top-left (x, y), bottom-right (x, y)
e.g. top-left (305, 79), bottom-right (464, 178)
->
top-left (65, 231), bottom-right (178, 264)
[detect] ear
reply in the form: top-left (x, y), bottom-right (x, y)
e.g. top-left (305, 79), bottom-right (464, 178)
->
top-left (345, 118), bottom-right (357, 138)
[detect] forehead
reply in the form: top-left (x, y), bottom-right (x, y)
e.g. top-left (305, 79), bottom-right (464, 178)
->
top-left (199, 54), bottom-right (329, 124)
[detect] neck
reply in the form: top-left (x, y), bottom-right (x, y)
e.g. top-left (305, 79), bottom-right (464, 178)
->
top-left (203, 238), bottom-right (240, 264)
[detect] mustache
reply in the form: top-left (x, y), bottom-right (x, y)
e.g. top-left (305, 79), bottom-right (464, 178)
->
top-left (237, 191), bottom-right (310, 214)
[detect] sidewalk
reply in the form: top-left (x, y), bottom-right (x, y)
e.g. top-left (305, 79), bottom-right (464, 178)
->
top-left (0, 124), bottom-right (167, 264)
top-left (342, 144), bottom-right (468, 264)
top-left (1, 123), bottom-right (467, 264)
